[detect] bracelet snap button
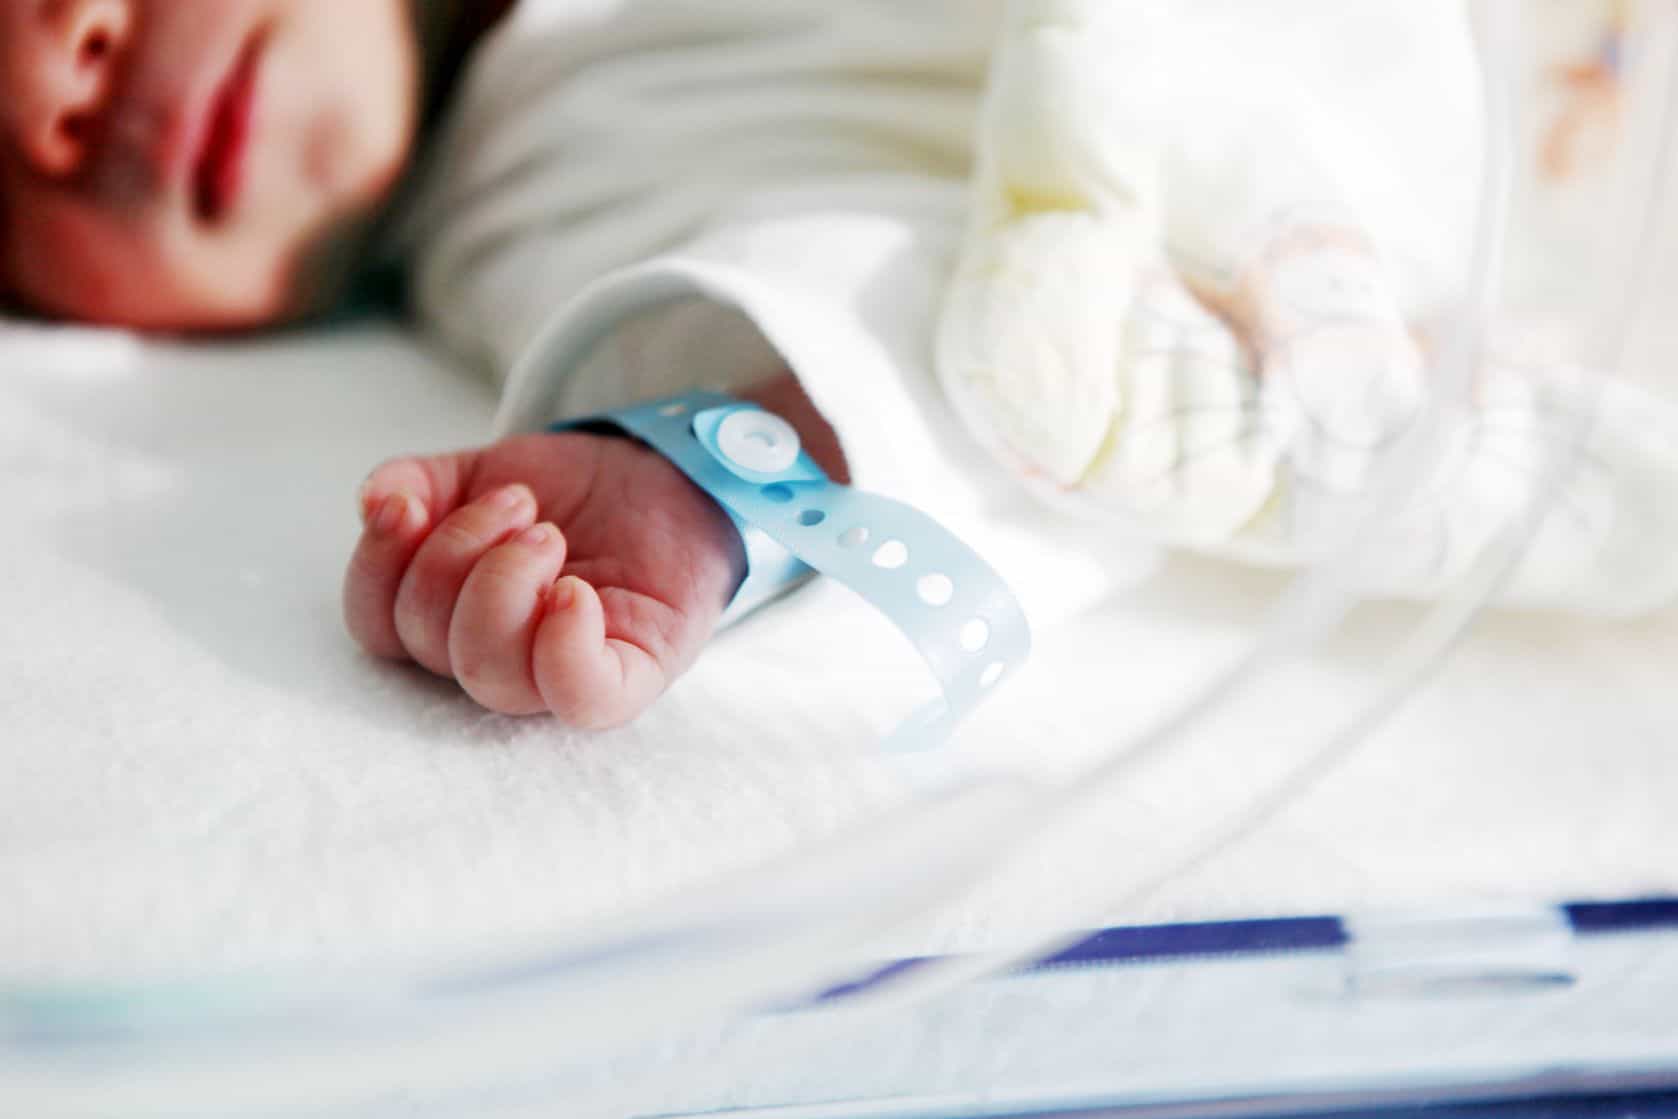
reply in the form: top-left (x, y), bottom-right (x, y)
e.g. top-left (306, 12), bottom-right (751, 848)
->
top-left (716, 409), bottom-right (801, 475)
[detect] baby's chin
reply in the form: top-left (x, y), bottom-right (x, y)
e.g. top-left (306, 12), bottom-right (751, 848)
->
top-left (21, 219), bottom-right (396, 335)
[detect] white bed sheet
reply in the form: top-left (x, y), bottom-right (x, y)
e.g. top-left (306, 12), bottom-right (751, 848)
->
top-left (3, 321), bottom-right (1675, 983)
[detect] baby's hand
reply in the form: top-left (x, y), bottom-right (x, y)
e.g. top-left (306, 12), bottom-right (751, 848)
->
top-left (344, 430), bottom-right (745, 727)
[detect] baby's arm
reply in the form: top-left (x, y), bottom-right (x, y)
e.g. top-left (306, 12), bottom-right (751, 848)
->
top-left (343, 373), bottom-right (844, 726)
top-left (381, 4), bottom-right (1156, 723)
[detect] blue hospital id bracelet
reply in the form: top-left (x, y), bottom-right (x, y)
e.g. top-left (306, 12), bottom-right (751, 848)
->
top-left (551, 392), bottom-right (1031, 752)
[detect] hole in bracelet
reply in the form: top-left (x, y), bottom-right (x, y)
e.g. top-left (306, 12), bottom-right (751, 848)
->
top-left (762, 484), bottom-right (795, 504)
top-left (798, 509), bottom-right (826, 527)
top-left (872, 540), bottom-right (909, 569)
top-left (916, 573), bottom-right (954, 607)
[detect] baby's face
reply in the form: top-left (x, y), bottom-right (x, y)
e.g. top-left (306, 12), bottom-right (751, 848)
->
top-left (0, 0), bottom-right (421, 330)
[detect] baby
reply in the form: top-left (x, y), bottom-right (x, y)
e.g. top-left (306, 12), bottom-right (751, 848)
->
top-left (1, 0), bottom-right (845, 726)
top-left (4, 0), bottom-right (1668, 727)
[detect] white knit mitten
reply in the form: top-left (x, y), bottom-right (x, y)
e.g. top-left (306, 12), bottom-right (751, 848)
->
top-left (938, 0), bottom-right (1678, 614)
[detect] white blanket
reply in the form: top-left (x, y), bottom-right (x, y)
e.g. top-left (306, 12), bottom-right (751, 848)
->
top-left (3, 321), bottom-right (1676, 984)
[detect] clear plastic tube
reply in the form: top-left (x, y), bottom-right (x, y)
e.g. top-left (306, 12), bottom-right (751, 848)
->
top-left (748, 0), bottom-right (1678, 1022)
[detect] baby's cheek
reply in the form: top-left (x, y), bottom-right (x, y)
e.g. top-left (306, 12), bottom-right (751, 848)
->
top-left (7, 196), bottom-right (304, 330)
top-left (2, 202), bottom-right (142, 323)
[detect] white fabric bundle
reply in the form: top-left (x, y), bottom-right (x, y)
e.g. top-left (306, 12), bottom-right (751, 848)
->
top-left (937, 0), bottom-right (1678, 614)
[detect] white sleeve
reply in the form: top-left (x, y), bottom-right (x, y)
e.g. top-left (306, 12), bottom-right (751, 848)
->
top-left (400, 1), bottom-right (1135, 626)
top-left (490, 178), bottom-right (1150, 627)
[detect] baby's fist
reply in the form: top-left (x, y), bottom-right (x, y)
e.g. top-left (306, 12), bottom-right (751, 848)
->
top-left (343, 430), bottom-right (745, 727)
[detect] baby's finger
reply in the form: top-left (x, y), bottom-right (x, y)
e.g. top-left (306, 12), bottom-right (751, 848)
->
top-left (448, 523), bottom-right (569, 715)
top-left (359, 450), bottom-right (478, 525)
top-left (532, 577), bottom-right (670, 730)
top-left (343, 492), bottom-right (431, 659)
top-left (394, 484), bottom-right (538, 676)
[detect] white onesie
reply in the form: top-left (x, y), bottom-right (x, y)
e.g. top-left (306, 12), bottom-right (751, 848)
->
top-left (400, 0), bottom-right (1678, 622)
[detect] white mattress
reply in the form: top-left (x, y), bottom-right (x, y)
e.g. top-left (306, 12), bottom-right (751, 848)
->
top-left (3, 319), bottom-right (1676, 986)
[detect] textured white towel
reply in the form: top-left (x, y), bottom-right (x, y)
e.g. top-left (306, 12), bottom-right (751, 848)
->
top-left (3, 321), bottom-right (1676, 986)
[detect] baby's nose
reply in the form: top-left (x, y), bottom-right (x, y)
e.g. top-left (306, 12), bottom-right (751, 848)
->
top-left (2, 0), bottom-right (134, 177)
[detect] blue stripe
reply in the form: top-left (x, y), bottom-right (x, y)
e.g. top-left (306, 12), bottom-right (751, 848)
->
top-left (812, 897), bottom-right (1678, 1006)
top-left (1565, 897), bottom-right (1678, 934)
top-left (1032, 916), bottom-right (1347, 969)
